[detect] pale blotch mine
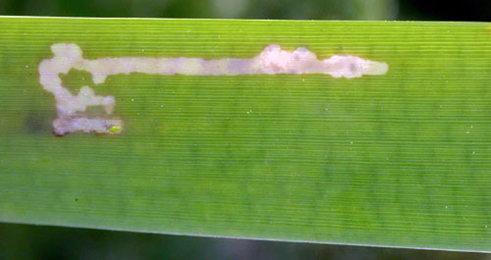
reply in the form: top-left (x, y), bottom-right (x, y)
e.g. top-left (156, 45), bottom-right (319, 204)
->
top-left (39, 43), bottom-right (388, 136)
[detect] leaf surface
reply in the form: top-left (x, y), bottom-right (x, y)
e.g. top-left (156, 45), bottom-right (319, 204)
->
top-left (1, 17), bottom-right (490, 252)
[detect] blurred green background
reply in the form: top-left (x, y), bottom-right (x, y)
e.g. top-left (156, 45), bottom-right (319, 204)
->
top-left (0, 0), bottom-right (490, 21)
top-left (1, 0), bottom-right (490, 259)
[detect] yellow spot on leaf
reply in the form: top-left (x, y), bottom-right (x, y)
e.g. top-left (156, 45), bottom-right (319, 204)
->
top-left (110, 126), bottom-right (122, 133)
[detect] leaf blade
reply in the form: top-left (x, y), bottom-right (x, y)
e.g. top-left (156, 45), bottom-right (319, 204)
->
top-left (1, 17), bottom-right (491, 252)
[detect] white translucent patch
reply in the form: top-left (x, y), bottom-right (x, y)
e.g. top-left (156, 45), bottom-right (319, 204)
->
top-left (39, 44), bottom-right (123, 136)
top-left (39, 43), bottom-right (388, 136)
top-left (254, 45), bottom-right (388, 78)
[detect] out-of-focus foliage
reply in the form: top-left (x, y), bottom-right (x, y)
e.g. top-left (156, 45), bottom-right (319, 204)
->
top-left (0, 0), bottom-right (397, 19)
top-left (0, 223), bottom-right (488, 260)
top-left (0, 0), bottom-right (490, 21)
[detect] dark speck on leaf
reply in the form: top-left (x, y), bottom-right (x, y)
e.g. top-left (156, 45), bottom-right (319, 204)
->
top-left (26, 113), bottom-right (52, 133)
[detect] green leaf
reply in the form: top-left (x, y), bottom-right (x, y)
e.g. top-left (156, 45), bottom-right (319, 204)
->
top-left (1, 16), bottom-right (490, 252)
